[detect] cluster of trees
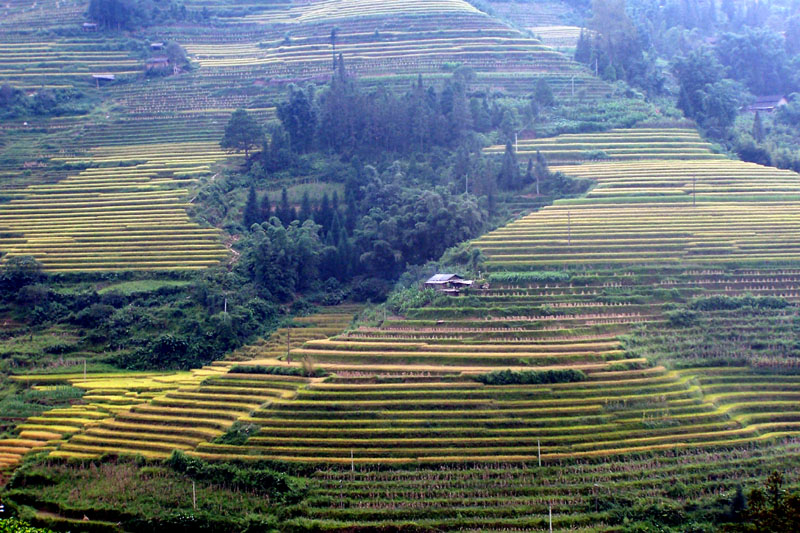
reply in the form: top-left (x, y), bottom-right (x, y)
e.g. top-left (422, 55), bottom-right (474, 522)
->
top-left (87, 0), bottom-right (206, 30)
top-left (215, 63), bottom-right (579, 302)
top-left (272, 57), bottom-right (553, 158)
top-left (574, 0), bottom-right (653, 88)
top-left (0, 86), bottom-right (90, 119)
top-left (235, 169), bottom-right (488, 303)
top-left (722, 471), bottom-right (800, 532)
top-left (0, 255), bottom-right (282, 370)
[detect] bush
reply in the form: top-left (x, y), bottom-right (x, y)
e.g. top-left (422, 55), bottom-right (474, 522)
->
top-left (228, 365), bottom-right (328, 377)
top-left (472, 369), bottom-right (587, 385)
top-left (488, 271), bottom-right (570, 284)
top-left (690, 295), bottom-right (788, 311)
top-left (165, 451), bottom-right (306, 503)
top-left (0, 519), bottom-right (56, 533)
top-left (667, 308), bottom-right (697, 327)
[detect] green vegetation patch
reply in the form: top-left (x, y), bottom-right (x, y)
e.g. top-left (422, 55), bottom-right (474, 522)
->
top-left (3, 453), bottom-right (307, 531)
top-left (472, 369), bottom-right (587, 386)
top-left (96, 280), bottom-right (191, 297)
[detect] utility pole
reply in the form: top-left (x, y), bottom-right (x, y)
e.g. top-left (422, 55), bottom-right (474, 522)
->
top-left (83, 359), bottom-right (87, 381)
top-left (192, 480), bottom-right (196, 510)
top-left (692, 175), bottom-right (696, 207)
top-left (595, 57), bottom-right (598, 77)
top-left (465, 172), bottom-right (469, 194)
top-left (223, 296), bottom-right (227, 314)
top-left (515, 131), bottom-right (518, 153)
top-left (351, 449), bottom-right (354, 472)
top-left (538, 439), bottom-right (541, 467)
top-left (571, 76), bottom-right (575, 97)
top-left (549, 504), bottom-right (553, 533)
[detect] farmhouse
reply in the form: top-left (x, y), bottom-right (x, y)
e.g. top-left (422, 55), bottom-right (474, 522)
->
top-left (150, 42), bottom-right (165, 50)
top-left (82, 22), bottom-right (98, 31)
top-left (91, 73), bottom-right (115, 88)
top-left (747, 95), bottom-right (788, 113)
top-left (145, 56), bottom-right (170, 70)
top-left (424, 273), bottom-right (473, 295)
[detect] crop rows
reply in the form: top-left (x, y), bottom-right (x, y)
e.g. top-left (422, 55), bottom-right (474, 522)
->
top-left (0, 142), bottom-right (229, 272)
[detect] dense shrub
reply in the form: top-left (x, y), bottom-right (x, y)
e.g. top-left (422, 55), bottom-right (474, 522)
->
top-left (690, 295), bottom-right (789, 311)
top-left (488, 271), bottom-right (570, 284)
top-left (472, 369), bottom-right (587, 385)
top-left (165, 451), bottom-right (306, 503)
top-left (229, 365), bottom-right (328, 377)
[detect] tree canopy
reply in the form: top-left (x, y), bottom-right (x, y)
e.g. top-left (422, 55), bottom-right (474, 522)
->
top-left (220, 109), bottom-right (264, 157)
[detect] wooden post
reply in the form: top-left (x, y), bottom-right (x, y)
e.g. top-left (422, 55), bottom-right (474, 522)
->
top-left (351, 449), bottom-right (354, 472)
top-left (549, 504), bottom-right (553, 532)
top-left (192, 480), bottom-right (196, 510)
top-left (83, 359), bottom-right (87, 381)
top-left (538, 439), bottom-right (541, 467)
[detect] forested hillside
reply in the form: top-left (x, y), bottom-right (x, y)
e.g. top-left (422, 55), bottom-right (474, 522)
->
top-left (2, 0), bottom-right (800, 531)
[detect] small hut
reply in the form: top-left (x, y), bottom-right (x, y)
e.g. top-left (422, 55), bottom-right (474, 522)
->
top-left (747, 95), bottom-right (788, 113)
top-left (424, 273), bottom-right (473, 295)
top-left (82, 22), bottom-right (98, 31)
top-left (92, 73), bottom-right (115, 88)
top-left (145, 56), bottom-right (170, 71)
top-left (150, 42), bottom-right (165, 50)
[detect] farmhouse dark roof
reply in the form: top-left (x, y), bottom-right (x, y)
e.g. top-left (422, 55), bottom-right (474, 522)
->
top-left (426, 274), bottom-right (464, 284)
top-left (91, 74), bottom-right (115, 80)
top-left (748, 95), bottom-right (787, 111)
top-left (146, 56), bottom-right (169, 63)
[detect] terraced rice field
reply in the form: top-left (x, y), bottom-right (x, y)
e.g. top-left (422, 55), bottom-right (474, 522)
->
top-left (528, 25), bottom-right (586, 50)
top-left (0, 41), bottom-right (140, 89)
top-left (0, 142), bottom-right (229, 272)
top-left (481, 127), bottom-right (800, 266)
top-left (0, 306), bottom-right (359, 469)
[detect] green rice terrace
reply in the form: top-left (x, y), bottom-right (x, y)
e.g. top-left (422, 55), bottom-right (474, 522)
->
top-left (2, 0), bottom-right (800, 530)
top-left (3, 127), bottom-right (800, 530)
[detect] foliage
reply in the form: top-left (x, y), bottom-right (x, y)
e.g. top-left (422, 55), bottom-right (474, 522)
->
top-left (165, 451), bottom-right (306, 503)
top-left (228, 365), bottom-right (328, 377)
top-left (487, 271), bottom-right (570, 284)
top-left (721, 471), bottom-right (800, 532)
top-left (213, 421), bottom-right (260, 445)
top-left (716, 28), bottom-right (795, 96)
top-left (0, 519), bottom-right (54, 533)
top-left (0, 86), bottom-right (90, 120)
top-left (472, 369), bottom-right (587, 385)
top-left (87, 0), bottom-right (194, 29)
top-left (220, 109), bottom-right (264, 157)
top-left (385, 287), bottom-right (437, 316)
top-left (690, 295), bottom-right (789, 311)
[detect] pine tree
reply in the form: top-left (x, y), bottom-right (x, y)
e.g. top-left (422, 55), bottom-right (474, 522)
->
top-left (498, 142), bottom-right (520, 190)
top-left (752, 111), bottom-right (764, 143)
top-left (243, 185), bottom-right (259, 228)
top-left (260, 193), bottom-right (271, 222)
top-left (279, 187), bottom-right (291, 225)
top-left (319, 193), bottom-right (332, 232)
top-left (575, 29), bottom-right (592, 64)
top-left (535, 79), bottom-right (554, 107)
top-left (299, 191), bottom-right (312, 221)
top-left (534, 150), bottom-right (548, 196)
